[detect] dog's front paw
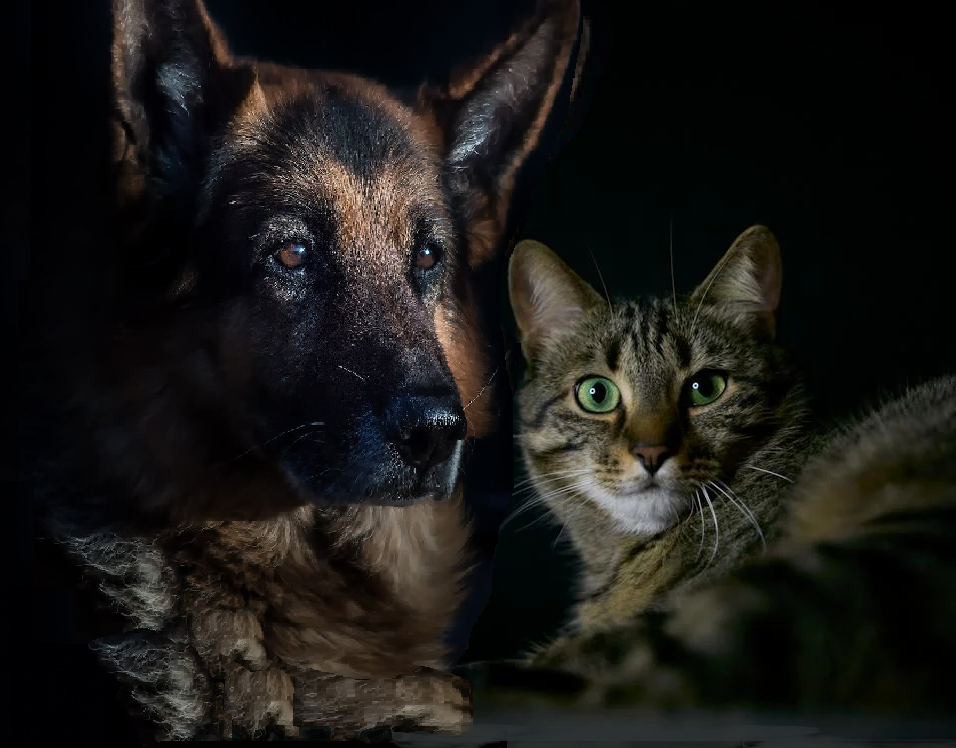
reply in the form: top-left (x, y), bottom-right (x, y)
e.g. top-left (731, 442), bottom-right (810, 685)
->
top-left (225, 664), bottom-right (297, 738)
top-left (384, 666), bottom-right (472, 736)
top-left (294, 667), bottom-right (472, 740)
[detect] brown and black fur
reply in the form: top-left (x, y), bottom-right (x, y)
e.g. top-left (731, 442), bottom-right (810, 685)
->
top-left (504, 227), bottom-right (812, 638)
top-left (27, 0), bottom-right (584, 741)
top-left (463, 234), bottom-right (956, 719)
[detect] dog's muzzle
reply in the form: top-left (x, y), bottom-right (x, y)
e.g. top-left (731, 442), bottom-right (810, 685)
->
top-left (384, 390), bottom-right (467, 476)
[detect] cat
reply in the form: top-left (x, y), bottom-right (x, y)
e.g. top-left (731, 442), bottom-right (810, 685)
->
top-left (461, 229), bottom-right (956, 719)
top-left (506, 225), bottom-right (816, 642)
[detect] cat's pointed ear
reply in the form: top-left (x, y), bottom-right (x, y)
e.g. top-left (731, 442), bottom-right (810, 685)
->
top-left (689, 225), bottom-right (782, 339)
top-left (112, 0), bottom-right (259, 206)
top-left (509, 239), bottom-right (604, 362)
top-left (421, 0), bottom-right (583, 267)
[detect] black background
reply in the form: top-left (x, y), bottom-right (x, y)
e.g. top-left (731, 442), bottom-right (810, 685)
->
top-left (22, 0), bottom-right (955, 739)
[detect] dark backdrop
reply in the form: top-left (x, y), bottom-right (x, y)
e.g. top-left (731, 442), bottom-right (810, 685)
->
top-left (462, 3), bottom-right (955, 662)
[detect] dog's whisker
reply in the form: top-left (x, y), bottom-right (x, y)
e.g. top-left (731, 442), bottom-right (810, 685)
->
top-left (337, 365), bottom-right (366, 382)
top-left (219, 421), bottom-right (325, 466)
top-left (280, 428), bottom-right (326, 459)
top-left (464, 366), bottom-right (501, 410)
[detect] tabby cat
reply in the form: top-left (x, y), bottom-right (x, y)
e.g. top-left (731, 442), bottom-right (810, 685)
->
top-left (461, 229), bottom-right (956, 718)
top-left (506, 225), bottom-right (814, 638)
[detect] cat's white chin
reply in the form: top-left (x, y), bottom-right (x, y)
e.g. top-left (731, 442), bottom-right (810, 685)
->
top-left (588, 486), bottom-right (689, 537)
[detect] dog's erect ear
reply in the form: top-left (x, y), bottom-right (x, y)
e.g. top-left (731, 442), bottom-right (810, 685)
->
top-left (111, 0), bottom-right (257, 203)
top-left (423, 0), bottom-right (582, 266)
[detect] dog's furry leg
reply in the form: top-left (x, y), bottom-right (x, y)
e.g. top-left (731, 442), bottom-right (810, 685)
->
top-left (188, 607), bottom-right (298, 739)
top-left (292, 667), bottom-right (473, 741)
top-left (93, 623), bottom-right (299, 741)
top-left (91, 629), bottom-right (216, 742)
top-left (221, 662), bottom-right (297, 739)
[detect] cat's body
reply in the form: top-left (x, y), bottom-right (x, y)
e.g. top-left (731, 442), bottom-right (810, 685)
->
top-left (509, 227), bottom-right (815, 639)
top-left (522, 372), bottom-right (956, 715)
top-left (463, 227), bottom-right (956, 717)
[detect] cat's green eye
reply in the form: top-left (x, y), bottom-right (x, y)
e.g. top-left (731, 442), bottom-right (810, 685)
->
top-left (575, 376), bottom-right (621, 414)
top-left (686, 371), bottom-right (728, 407)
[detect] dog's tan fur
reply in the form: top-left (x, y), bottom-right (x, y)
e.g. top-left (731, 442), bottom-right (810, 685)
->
top-left (33, 0), bottom-right (585, 741)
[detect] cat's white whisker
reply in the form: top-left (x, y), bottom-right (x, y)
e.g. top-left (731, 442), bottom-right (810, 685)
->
top-left (714, 478), bottom-right (763, 534)
top-left (588, 246), bottom-right (613, 315)
top-left (513, 467), bottom-right (594, 488)
top-left (690, 243), bottom-right (738, 335)
top-left (529, 483), bottom-right (592, 504)
top-left (711, 480), bottom-right (766, 550)
top-left (498, 498), bottom-right (542, 532)
top-left (511, 488), bottom-right (584, 534)
top-left (692, 488), bottom-right (706, 563)
top-left (551, 525), bottom-right (567, 550)
top-left (744, 464), bottom-right (793, 483)
top-left (499, 497), bottom-right (550, 530)
top-left (700, 484), bottom-right (720, 564)
top-left (512, 514), bottom-right (556, 534)
top-left (502, 474), bottom-right (594, 531)
top-left (669, 207), bottom-right (677, 315)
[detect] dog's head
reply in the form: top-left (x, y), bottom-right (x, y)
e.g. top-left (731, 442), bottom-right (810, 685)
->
top-left (108, 0), bottom-right (581, 514)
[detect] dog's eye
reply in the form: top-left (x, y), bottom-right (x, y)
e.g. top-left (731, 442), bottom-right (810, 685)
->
top-left (276, 241), bottom-right (309, 269)
top-left (415, 245), bottom-right (441, 271)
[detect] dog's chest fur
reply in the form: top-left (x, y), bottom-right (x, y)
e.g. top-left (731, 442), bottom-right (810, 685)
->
top-left (52, 496), bottom-right (469, 738)
top-left (72, 498), bottom-right (469, 678)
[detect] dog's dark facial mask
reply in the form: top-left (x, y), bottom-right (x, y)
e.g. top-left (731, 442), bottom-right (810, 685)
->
top-left (197, 90), bottom-right (468, 506)
top-left (109, 0), bottom-right (581, 515)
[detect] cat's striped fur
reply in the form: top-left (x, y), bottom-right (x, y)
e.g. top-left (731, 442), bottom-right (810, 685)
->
top-left (509, 374), bottom-right (956, 716)
top-left (509, 226), bottom-right (814, 636)
top-left (461, 227), bottom-right (956, 717)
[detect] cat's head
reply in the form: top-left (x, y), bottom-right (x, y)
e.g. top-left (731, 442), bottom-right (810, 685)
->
top-left (509, 225), bottom-right (796, 536)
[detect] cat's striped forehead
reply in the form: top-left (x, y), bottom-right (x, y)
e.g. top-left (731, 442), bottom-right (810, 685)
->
top-left (525, 286), bottom-right (782, 429)
top-left (571, 296), bottom-right (743, 394)
top-left (608, 299), bottom-right (693, 370)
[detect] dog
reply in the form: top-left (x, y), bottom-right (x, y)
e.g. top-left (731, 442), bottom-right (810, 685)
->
top-left (26, 0), bottom-right (583, 740)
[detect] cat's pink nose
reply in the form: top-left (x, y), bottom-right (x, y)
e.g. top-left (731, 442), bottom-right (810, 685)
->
top-left (632, 444), bottom-right (671, 474)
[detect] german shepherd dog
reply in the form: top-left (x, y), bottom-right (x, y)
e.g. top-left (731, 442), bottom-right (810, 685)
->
top-left (27, 0), bottom-right (584, 740)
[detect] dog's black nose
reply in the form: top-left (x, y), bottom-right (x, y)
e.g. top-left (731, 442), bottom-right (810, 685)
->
top-left (386, 391), bottom-right (466, 472)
